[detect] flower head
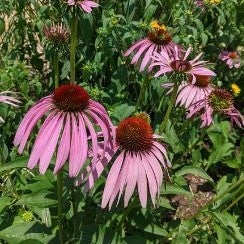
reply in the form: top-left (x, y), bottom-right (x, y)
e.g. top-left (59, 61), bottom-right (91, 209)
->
top-left (14, 84), bottom-right (115, 177)
top-left (99, 116), bottom-right (171, 209)
top-left (43, 23), bottom-right (69, 44)
top-left (67, 0), bottom-right (99, 13)
top-left (187, 88), bottom-right (244, 128)
top-left (0, 91), bottom-right (21, 123)
top-left (124, 21), bottom-right (181, 72)
top-left (163, 75), bottom-right (214, 109)
top-left (219, 51), bottom-right (241, 68)
top-left (151, 46), bottom-right (216, 82)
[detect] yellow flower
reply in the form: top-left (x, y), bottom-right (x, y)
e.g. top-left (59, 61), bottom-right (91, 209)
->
top-left (150, 21), bottom-right (167, 32)
top-left (22, 211), bottom-right (34, 222)
top-left (204, 0), bottom-right (221, 4)
top-left (231, 84), bottom-right (241, 95)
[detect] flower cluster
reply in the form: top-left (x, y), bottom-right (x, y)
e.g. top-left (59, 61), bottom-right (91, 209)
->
top-left (124, 21), bottom-right (243, 128)
top-left (8, 2), bottom-right (242, 214)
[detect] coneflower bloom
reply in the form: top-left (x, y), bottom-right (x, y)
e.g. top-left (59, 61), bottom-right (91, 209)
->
top-left (151, 46), bottom-right (216, 82)
top-left (124, 21), bottom-right (181, 72)
top-left (67, 0), bottom-right (99, 13)
top-left (14, 84), bottom-right (115, 177)
top-left (187, 88), bottom-right (244, 128)
top-left (0, 91), bottom-right (20, 123)
top-left (101, 116), bottom-right (171, 209)
top-left (162, 75), bottom-right (214, 109)
top-left (43, 23), bottom-right (70, 44)
top-left (219, 51), bottom-right (241, 68)
top-left (194, 0), bottom-right (205, 9)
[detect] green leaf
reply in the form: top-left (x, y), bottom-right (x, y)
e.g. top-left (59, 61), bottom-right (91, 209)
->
top-left (112, 104), bottom-right (136, 121)
top-left (0, 196), bottom-right (12, 212)
top-left (173, 220), bottom-right (191, 244)
top-left (175, 166), bottom-right (213, 182)
top-left (211, 212), bottom-right (244, 243)
top-left (162, 185), bottom-right (191, 197)
top-left (0, 156), bottom-right (27, 172)
top-left (0, 220), bottom-right (52, 244)
top-left (143, 224), bottom-right (168, 237)
top-left (15, 192), bottom-right (57, 208)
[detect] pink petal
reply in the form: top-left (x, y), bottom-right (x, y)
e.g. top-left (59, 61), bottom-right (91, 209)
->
top-left (131, 42), bottom-right (152, 64)
top-left (54, 113), bottom-right (71, 174)
top-left (101, 151), bottom-right (125, 208)
top-left (124, 154), bottom-right (138, 207)
top-left (124, 39), bottom-right (147, 56)
top-left (142, 157), bottom-right (157, 206)
top-left (82, 113), bottom-right (98, 170)
top-left (140, 44), bottom-right (155, 72)
top-left (39, 115), bottom-right (64, 174)
top-left (137, 154), bottom-right (148, 208)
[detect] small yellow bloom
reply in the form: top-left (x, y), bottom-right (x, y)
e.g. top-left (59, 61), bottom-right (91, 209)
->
top-left (135, 112), bottom-right (151, 124)
top-left (231, 84), bottom-right (241, 95)
top-left (204, 0), bottom-right (221, 4)
top-left (150, 21), bottom-right (167, 32)
top-left (22, 211), bottom-right (34, 222)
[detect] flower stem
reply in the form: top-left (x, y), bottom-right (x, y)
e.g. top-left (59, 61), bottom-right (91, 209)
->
top-left (71, 186), bottom-right (78, 239)
top-left (136, 75), bottom-right (150, 111)
top-left (54, 52), bottom-right (59, 88)
top-left (159, 82), bottom-right (178, 133)
top-left (70, 8), bottom-right (78, 83)
top-left (57, 170), bottom-right (64, 244)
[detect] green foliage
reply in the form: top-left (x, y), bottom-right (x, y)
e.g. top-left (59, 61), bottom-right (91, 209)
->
top-left (0, 0), bottom-right (243, 243)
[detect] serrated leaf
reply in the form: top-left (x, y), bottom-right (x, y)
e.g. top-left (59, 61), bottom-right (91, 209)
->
top-left (211, 212), bottom-right (244, 243)
top-left (175, 166), bottom-right (213, 182)
top-left (0, 156), bottom-right (28, 172)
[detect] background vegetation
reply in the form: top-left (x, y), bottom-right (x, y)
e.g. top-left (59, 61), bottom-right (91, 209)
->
top-left (0, 0), bottom-right (243, 243)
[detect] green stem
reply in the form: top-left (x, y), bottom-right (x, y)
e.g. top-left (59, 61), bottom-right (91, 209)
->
top-left (71, 186), bottom-right (78, 239)
top-left (224, 190), bottom-right (244, 211)
top-left (54, 53), bottom-right (59, 88)
top-left (159, 82), bottom-right (178, 133)
top-left (70, 8), bottom-right (78, 83)
top-left (57, 170), bottom-right (64, 244)
top-left (136, 75), bottom-right (150, 111)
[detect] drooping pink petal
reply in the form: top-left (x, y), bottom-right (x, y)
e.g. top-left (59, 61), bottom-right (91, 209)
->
top-left (39, 114), bottom-right (64, 174)
top-left (124, 154), bottom-right (138, 207)
top-left (101, 151), bottom-right (125, 208)
top-left (142, 157), bottom-right (157, 206)
top-left (137, 154), bottom-right (148, 208)
top-left (124, 39), bottom-right (147, 56)
top-left (54, 113), bottom-right (71, 174)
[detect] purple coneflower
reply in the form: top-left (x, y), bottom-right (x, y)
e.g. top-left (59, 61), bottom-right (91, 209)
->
top-left (101, 116), bottom-right (171, 209)
top-left (194, 0), bottom-right (205, 9)
top-left (124, 21), bottom-right (181, 72)
top-left (219, 51), bottom-right (241, 69)
top-left (0, 91), bottom-right (20, 123)
top-left (67, 0), bottom-right (99, 13)
top-left (43, 23), bottom-right (70, 44)
top-left (151, 46), bottom-right (216, 83)
top-left (163, 75), bottom-right (214, 109)
top-left (14, 84), bottom-right (114, 177)
top-left (187, 88), bottom-right (243, 128)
